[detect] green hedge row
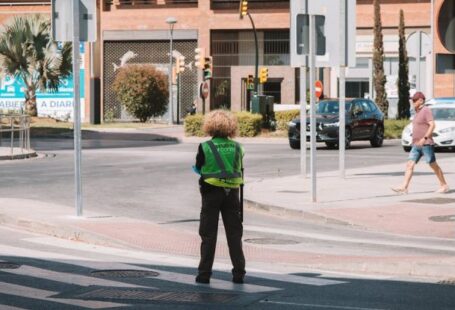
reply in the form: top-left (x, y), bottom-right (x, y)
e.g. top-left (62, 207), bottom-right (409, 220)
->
top-left (184, 112), bottom-right (263, 137)
top-left (384, 119), bottom-right (410, 139)
top-left (275, 110), bottom-right (300, 131)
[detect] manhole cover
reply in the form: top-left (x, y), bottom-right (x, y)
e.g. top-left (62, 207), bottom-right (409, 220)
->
top-left (75, 288), bottom-right (238, 304)
top-left (429, 215), bottom-right (455, 222)
top-left (90, 270), bottom-right (159, 278)
top-left (403, 197), bottom-right (455, 205)
top-left (438, 279), bottom-right (455, 285)
top-left (0, 262), bottom-right (20, 269)
top-left (244, 238), bottom-right (300, 245)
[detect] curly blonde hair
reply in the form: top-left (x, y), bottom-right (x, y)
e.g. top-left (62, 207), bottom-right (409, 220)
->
top-left (202, 110), bottom-right (238, 138)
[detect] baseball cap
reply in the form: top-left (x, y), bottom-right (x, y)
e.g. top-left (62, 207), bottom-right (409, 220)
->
top-left (412, 91), bottom-right (426, 102)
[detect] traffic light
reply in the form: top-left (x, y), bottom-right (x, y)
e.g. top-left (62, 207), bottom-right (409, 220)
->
top-left (259, 67), bottom-right (268, 84)
top-left (239, 0), bottom-right (248, 19)
top-left (247, 74), bottom-right (254, 90)
top-left (194, 47), bottom-right (205, 69)
top-left (178, 55), bottom-right (185, 73)
top-left (203, 56), bottom-right (212, 80)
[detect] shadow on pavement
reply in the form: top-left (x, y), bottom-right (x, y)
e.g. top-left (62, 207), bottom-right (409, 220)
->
top-left (1, 255), bottom-right (455, 309)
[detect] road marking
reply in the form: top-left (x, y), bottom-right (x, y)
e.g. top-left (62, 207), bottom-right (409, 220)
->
top-left (0, 305), bottom-right (26, 310)
top-left (0, 282), bottom-right (124, 309)
top-left (260, 300), bottom-right (387, 310)
top-left (2, 265), bottom-right (147, 289)
top-left (248, 272), bottom-right (345, 286)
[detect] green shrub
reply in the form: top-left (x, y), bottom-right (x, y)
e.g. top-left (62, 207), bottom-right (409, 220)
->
top-left (275, 110), bottom-right (300, 131)
top-left (384, 119), bottom-right (410, 139)
top-left (184, 113), bottom-right (205, 137)
top-left (235, 111), bottom-right (262, 137)
top-left (112, 65), bottom-right (168, 122)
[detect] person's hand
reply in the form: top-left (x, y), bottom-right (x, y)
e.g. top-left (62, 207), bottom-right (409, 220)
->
top-left (416, 137), bottom-right (425, 146)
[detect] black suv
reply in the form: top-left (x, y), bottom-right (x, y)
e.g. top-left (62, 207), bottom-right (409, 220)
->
top-left (288, 99), bottom-right (384, 149)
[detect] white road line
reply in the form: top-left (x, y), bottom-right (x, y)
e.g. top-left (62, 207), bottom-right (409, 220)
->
top-left (247, 272), bottom-right (345, 286)
top-left (260, 300), bottom-right (387, 310)
top-left (2, 265), bottom-right (147, 289)
top-left (0, 282), bottom-right (124, 309)
top-left (0, 305), bottom-right (27, 310)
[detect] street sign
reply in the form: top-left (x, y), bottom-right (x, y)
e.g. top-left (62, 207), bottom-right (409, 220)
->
top-left (315, 80), bottom-right (323, 98)
top-left (52, 0), bottom-right (97, 42)
top-left (290, 0), bottom-right (356, 68)
top-left (200, 82), bottom-right (209, 99)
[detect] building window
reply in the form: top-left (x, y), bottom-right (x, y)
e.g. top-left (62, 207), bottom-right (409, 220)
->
top-left (211, 30), bottom-right (289, 109)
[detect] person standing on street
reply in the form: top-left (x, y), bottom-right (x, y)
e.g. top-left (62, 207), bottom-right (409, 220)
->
top-left (392, 92), bottom-right (449, 194)
top-left (193, 110), bottom-right (246, 284)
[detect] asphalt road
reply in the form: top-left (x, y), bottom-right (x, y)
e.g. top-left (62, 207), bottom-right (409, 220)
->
top-left (1, 137), bottom-right (453, 223)
top-left (1, 226), bottom-right (455, 310)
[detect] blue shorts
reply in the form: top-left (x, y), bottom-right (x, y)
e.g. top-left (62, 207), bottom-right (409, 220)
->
top-left (408, 145), bottom-right (436, 164)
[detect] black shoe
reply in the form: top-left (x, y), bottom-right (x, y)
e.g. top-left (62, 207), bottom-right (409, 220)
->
top-left (195, 275), bottom-right (210, 284)
top-left (232, 276), bottom-right (244, 284)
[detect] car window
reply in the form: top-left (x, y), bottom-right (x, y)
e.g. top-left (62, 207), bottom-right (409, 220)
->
top-left (366, 100), bottom-right (377, 112)
top-left (360, 101), bottom-right (372, 112)
top-left (432, 108), bottom-right (455, 121)
top-left (317, 101), bottom-right (352, 114)
top-left (352, 102), bottom-right (363, 115)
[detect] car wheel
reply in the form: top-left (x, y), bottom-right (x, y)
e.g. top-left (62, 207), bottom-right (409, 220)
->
top-left (370, 126), bottom-right (384, 147)
top-left (403, 146), bottom-right (411, 152)
top-left (345, 128), bottom-right (352, 149)
top-left (325, 142), bottom-right (337, 149)
top-left (289, 140), bottom-right (300, 150)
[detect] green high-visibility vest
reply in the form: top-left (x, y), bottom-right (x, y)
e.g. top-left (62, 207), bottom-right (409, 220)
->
top-left (200, 137), bottom-right (244, 188)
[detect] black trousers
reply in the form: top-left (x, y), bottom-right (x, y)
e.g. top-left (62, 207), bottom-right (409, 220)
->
top-left (198, 186), bottom-right (246, 278)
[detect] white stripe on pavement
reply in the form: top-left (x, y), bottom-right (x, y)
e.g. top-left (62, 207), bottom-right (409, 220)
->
top-left (0, 305), bottom-right (27, 310)
top-left (2, 265), bottom-right (147, 289)
top-left (259, 300), bottom-right (387, 310)
top-left (0, 282), bottom-right (124, 309)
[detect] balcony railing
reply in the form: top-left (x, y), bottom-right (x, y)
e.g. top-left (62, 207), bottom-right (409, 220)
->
top-left (104, 0), bottom-right (197, 9)
top-left (211, 0), bottom-right (289, 10)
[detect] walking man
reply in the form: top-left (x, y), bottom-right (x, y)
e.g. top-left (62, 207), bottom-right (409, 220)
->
top-left (193, 110), bottom-right (246, 284)
top-left (392, 92), bottom-right (449, 194)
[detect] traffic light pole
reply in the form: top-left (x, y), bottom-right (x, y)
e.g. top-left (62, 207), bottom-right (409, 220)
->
top-left (247, 12), bottom-right (259, 110)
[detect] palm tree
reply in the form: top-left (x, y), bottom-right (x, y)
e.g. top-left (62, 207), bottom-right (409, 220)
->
top-left (0, 14), bottom-right (72, 116)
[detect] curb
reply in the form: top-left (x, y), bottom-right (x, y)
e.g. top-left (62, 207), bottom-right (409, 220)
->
top-left (245, 199), bottom-right (364, 229)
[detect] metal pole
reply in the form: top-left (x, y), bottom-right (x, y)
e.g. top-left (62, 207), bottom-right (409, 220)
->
top-left (309, 14), bottom-right (317, 203)
top-left (368, 58), bottom-right (374, 99)
top-left (176, 73), bottom-right (180, 124)
top-left (339, 0), bottom-right (347, 178)
top-left (72, 0), bottom-right (83, 216)
top-left (247, 12), bottom-right (259, 106)
top-left (417, 31), bottom-right (422, 91)
top-left (430, 0), bottom-right (434, 98)
top-left (300, 66), bottom-right (307, 176)
top-left (168, 26), bottom-right (174, 125)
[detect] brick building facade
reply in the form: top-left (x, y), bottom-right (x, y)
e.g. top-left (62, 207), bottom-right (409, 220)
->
top-left (0, 0), bottom-right (453, 121)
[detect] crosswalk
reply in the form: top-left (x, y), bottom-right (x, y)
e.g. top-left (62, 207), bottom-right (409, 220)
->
top-left (0, 233), bottom-right (347, 309)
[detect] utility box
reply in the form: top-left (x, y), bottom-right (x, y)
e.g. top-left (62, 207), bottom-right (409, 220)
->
top-left (251, 95), bottom-right (274, 126)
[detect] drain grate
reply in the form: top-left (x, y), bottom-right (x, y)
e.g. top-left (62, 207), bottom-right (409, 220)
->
top-left (0, 262), bottom-right (20, 269)
top-left (403, 197), bottom-right (455, 205)
top-left (438, 279), bottom-right (455, 285)
top-left (245, 238), bottom-right (300, 245)
top-left (75, 288), bottom-right (238, 304)
top-left (90, 270), bottom-right (159, 278)
top-left (429, 215), bottom-right (455, 222)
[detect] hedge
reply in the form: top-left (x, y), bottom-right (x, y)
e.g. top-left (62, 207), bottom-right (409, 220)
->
top-left (184, 111), bottom-right (263, 137)
top-left (275, 110), bottom-right (300, 131)
top-left (384, 119), bottom-right (410, 139)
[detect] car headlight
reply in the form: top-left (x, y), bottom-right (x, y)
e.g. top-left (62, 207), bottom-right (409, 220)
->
top-left (324, 122), bottom-right (340, 127)
top-left (439, 127), bottom-right (455, 134)
top-left (288, 121), bottom-right (297, 128)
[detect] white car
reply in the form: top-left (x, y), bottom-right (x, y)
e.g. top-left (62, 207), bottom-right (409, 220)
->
top-left (402, 103), bottom-right (455, 152)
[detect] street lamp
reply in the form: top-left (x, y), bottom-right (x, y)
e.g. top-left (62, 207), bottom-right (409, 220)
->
top-left (166, 16), bottom-right (177, 125)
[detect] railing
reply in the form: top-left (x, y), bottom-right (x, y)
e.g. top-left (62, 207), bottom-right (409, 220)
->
top-left (0, 114), bottom-right (32, 159)
top-left (211, 0), bottom-right (289, 10)
top-left (104, 0), bottom-right (197, 8)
